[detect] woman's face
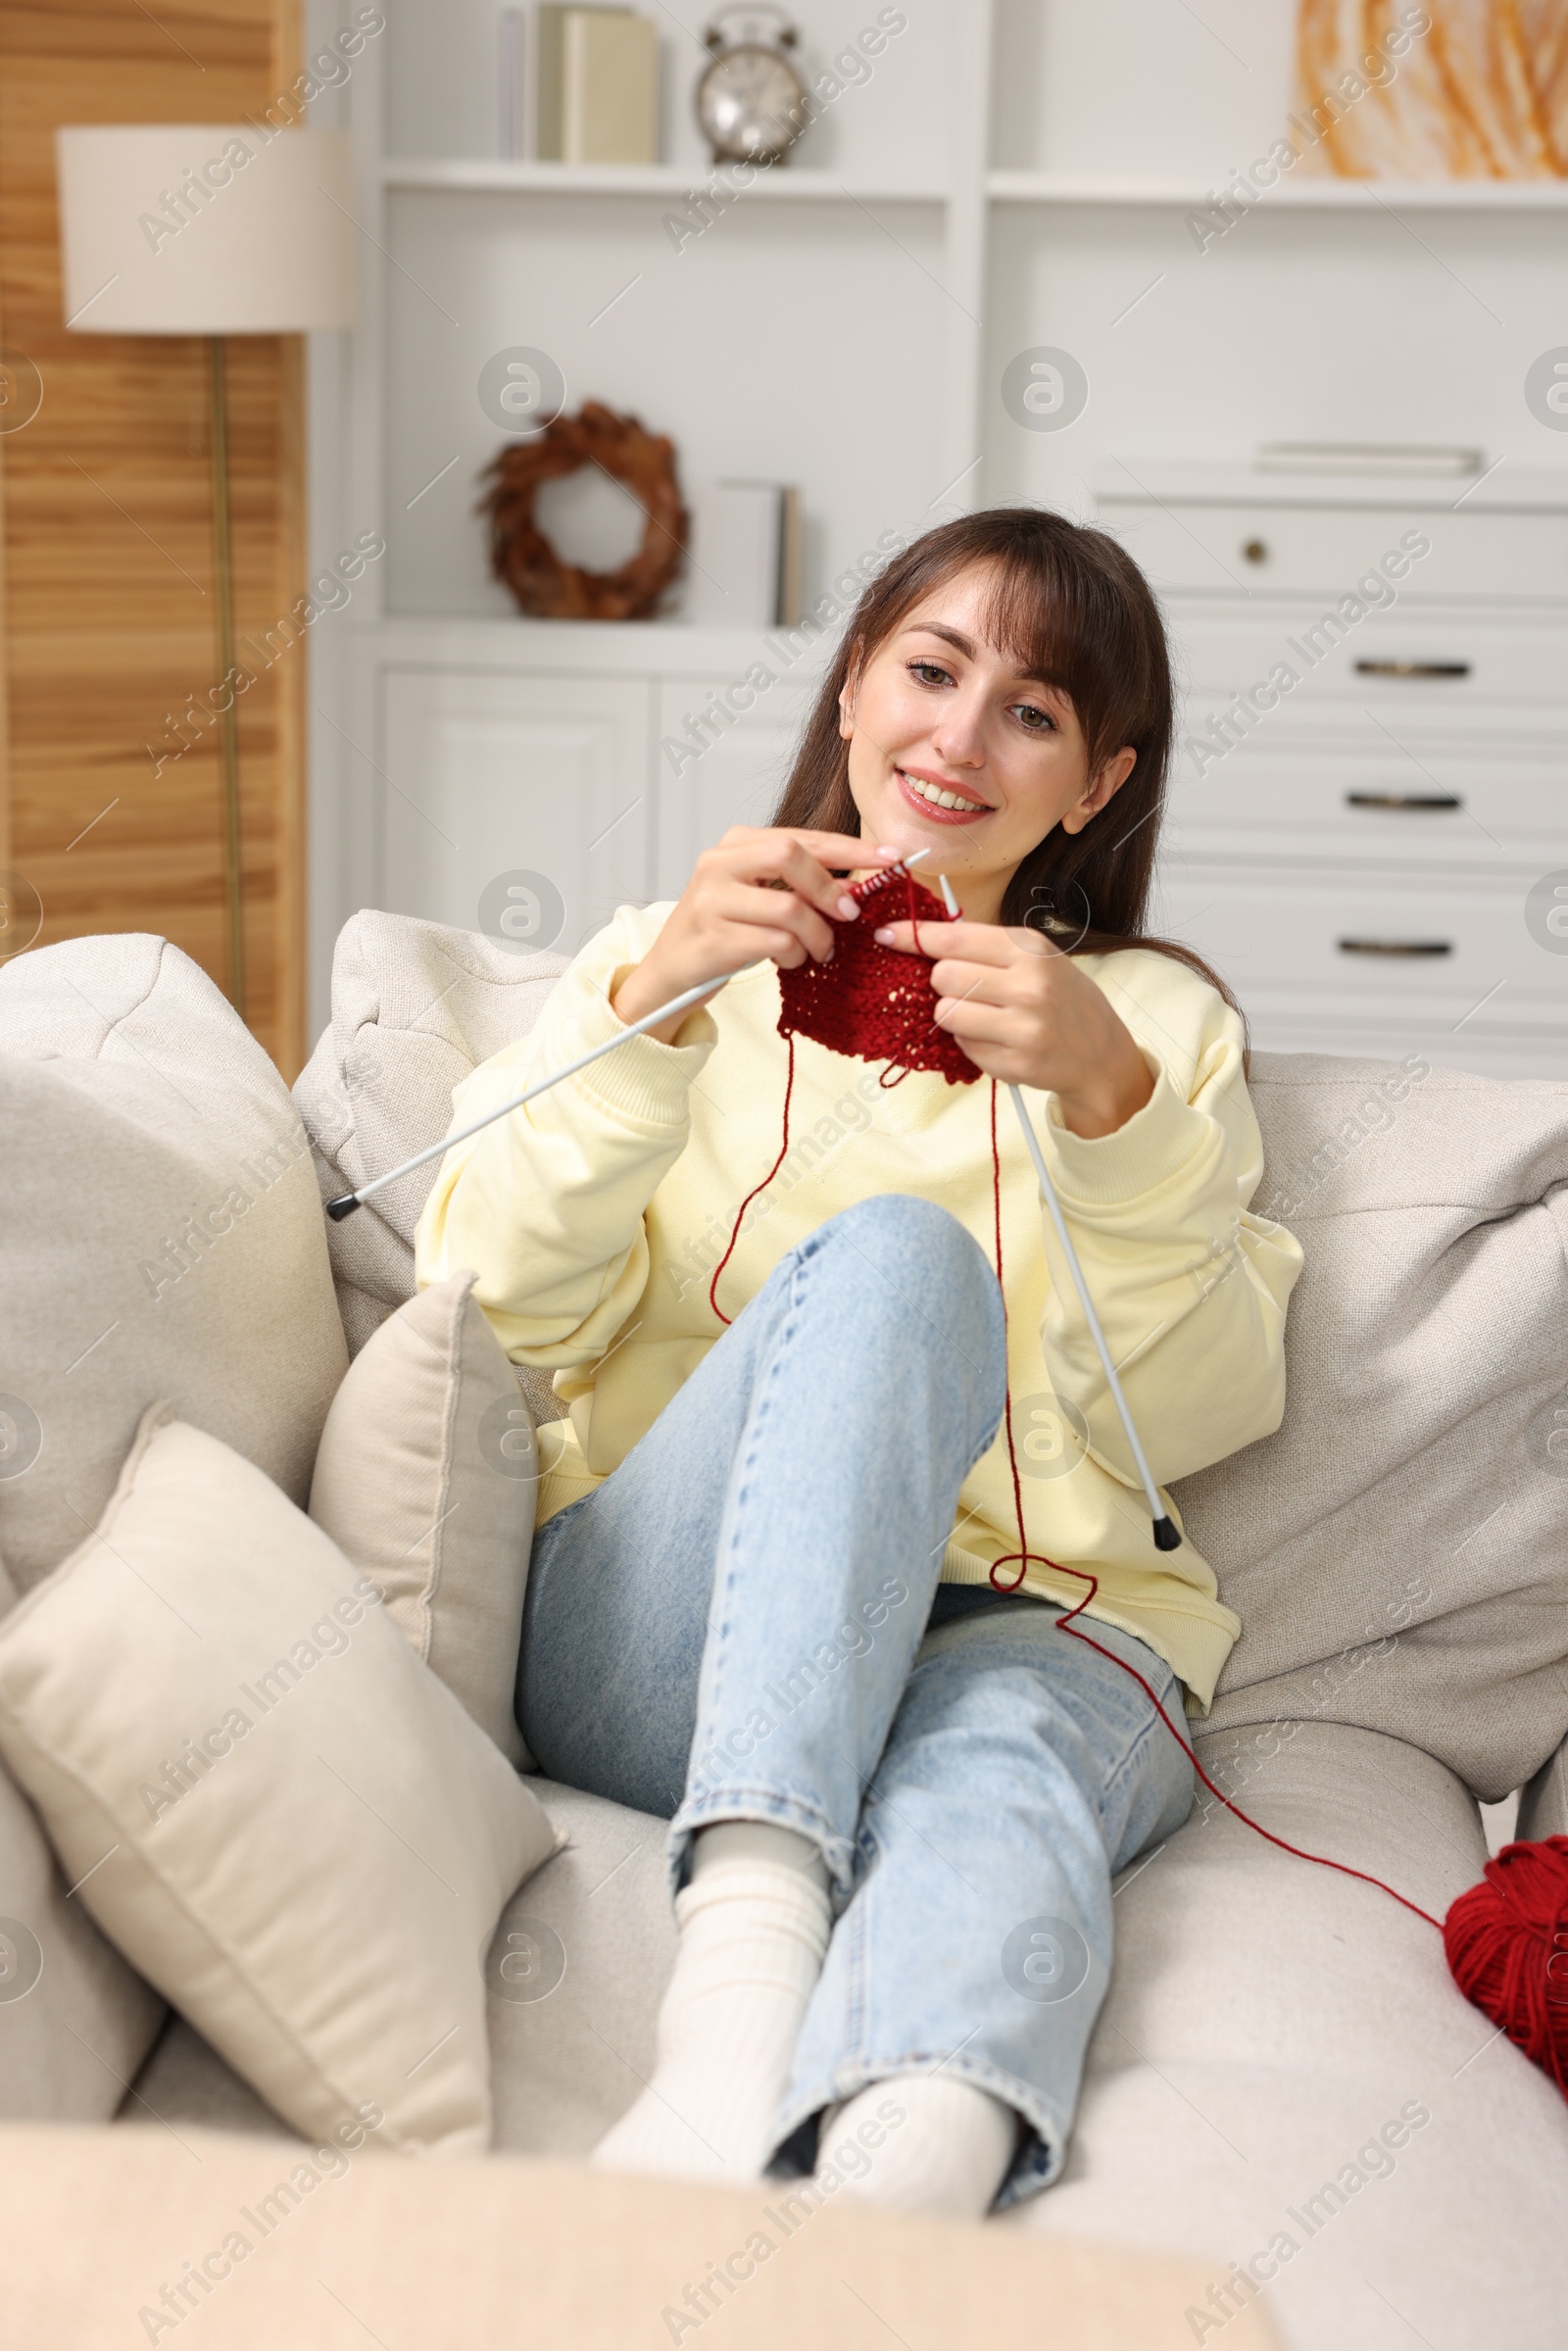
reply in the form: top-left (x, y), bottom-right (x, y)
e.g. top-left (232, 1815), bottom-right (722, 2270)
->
top-left (839, 563), bottom-right (1136, 923)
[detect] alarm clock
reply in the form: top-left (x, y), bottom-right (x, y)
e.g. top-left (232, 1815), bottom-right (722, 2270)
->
top-left (696, 5), bottom-right (809, 166)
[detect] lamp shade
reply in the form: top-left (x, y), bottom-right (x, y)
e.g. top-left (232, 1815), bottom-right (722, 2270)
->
top-left (56, 125), bottom-right (355, 334)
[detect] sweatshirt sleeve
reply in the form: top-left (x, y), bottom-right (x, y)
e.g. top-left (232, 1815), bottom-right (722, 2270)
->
top-left (413, 903), bottom-right (717, 1368)
top-left (1027, 962), bottom-right (1304, 1490)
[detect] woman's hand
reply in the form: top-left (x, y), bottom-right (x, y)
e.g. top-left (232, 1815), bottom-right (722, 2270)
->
top-left (873, 915), bottom-right (1155, 1139)
top-left (612, 827), bottom-right (897, 1045)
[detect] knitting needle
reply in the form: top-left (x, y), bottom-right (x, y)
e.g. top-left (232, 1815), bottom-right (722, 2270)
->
top-left (934, 870), bottom-right (1180, 1552)
top-left (324, 967), bottom-right (753, 1219)
top-left (324, 850), bottom-right (934, 1221)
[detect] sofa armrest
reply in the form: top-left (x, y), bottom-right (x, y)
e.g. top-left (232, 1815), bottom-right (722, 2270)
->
top-left (1517, 1735), bottom-right (1568, 1843)
top-left (5, 2121), bottom-right (1285, 2351)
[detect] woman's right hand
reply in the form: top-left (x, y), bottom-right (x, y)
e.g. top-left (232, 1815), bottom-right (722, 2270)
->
top-left (611, 827), bottom-right (897, 1043)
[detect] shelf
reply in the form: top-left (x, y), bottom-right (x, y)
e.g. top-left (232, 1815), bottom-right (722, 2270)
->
top-left (382, 159), bottom-right (948, 204)
top-left (366, 614), bottom-right (840, 677)
top-left (1091, 459), bottom-right (1568, 513)
top-left (987, 171), bottom-right (1568, 209)
top-left (382, 160), bottom-right (1568, 210)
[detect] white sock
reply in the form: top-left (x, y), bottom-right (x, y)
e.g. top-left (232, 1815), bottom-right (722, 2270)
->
top-left (691, 1820), bottom-right (829, 1886)
top-left (817, 2075), bottom-right (1019, 2217)
top-left (590, 1824), bottom-right (830, 2184)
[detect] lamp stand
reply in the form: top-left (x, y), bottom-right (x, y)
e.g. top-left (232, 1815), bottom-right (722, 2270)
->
top-left (206, 333), bottom-right (245, 1018)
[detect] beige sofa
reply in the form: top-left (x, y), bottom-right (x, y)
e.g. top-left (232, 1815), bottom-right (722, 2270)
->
top-left (3, 917), bottom-right (1566, 2351)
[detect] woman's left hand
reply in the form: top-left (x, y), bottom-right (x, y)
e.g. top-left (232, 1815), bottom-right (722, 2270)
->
top-left (873, 915), bottom-right (1155, 1140)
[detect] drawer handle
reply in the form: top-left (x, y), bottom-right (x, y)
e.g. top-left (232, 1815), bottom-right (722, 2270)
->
top-left (1353, 660), bottom-right (1471, 679)
top-left (1337, 938), bottom-right (1453, 957)
top-left (1346, 792), bottom-right (1463, 811)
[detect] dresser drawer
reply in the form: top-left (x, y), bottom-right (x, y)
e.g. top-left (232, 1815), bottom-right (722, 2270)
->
top-left (1100, 499), bottom-right (1568, 603)
top-left (1165, 744), bottom-right (1567, 862)
top-left (1152, 864), bottom-right (1565, 1009)
top-left (1173, 612), bottom-right (1568, 720)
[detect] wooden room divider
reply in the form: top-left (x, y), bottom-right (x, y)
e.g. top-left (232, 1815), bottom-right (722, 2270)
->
top-left (0, 0), bottom-right (307, 1076)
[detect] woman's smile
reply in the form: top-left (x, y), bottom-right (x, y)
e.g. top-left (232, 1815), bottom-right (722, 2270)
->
top-left (894, 764), bottom-right (995, 823)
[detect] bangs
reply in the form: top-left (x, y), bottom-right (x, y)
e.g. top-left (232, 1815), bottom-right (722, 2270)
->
top-left (975, 542), bottom-right (1138, 777)
top-left (873, 538), bottom-right (1138, 778)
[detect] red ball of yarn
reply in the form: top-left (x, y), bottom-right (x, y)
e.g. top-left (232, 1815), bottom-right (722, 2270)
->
top-left (1444, 1834), bottom-right (1568, 2095)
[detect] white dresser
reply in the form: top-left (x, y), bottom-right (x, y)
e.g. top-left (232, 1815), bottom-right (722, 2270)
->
top-left (1094, 465), bottom-right (1568, 1081)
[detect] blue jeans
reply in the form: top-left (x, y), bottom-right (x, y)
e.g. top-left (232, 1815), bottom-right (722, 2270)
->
top-left (516, 1193), bottom-right (1195, 2208)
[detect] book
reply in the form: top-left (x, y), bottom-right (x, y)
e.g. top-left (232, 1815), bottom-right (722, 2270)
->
top-left (775, 484), bottom-right (803, 630)
top-left (686, 482), bottom-right (802, 628)
top-left (1255, 441), bottom-right (1483, 478)
top-left (498, 8), bottom-right (527, 161)
top-left (537, 7), bottom-right (659, 167)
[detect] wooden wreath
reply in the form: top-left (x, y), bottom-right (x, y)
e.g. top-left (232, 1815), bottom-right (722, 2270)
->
top-left (478, 400), bottom-right (688, 621)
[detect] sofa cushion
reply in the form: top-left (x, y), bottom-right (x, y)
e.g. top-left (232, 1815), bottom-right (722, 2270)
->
top-left (309, 1271), bottom-right (538, 1769)
top-left (0, 1406), bottom-right (559, 2155)
top-left (0, 1544), bottom-right (166, 2121)
top-left (1519, 1733), bottom-right (1568, 1844)
top-left (484, 1781), bottom-right (676, 2157)
top-left (0, 934), bottom-right (348, 1592)
top-left (293, 911), bottom-right (564, 1429)
top-left (126, 2011), bottom-right (291, 2139)
top-left (118, 1777), bottom-right (677, 2161)
top-left (1010, 1717), bottom-right (1568, 2351)
top-left (1173, 1052), bottom-right (1568, 1801)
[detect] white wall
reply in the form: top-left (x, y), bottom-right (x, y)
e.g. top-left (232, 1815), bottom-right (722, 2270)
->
top-left (992, 0), bottom-right (1299, 179)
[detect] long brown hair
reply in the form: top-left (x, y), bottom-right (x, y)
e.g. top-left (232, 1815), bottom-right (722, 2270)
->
top-left (770, 507), bottom-right (1241, 1020)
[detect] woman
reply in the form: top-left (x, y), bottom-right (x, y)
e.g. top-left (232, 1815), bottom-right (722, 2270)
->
top-left (414, 509), bottom-right (1303, 2216)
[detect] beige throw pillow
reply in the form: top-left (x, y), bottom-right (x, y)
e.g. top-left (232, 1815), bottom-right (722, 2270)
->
top-left (0, 1546), bottom-right (166, 2120)
top-left (0, 933), bottom-right (348, 1592)
top-left (0, 1408), bottom-right (559, 2155)
top-left (309, 1272), bottom-right (537, 1770)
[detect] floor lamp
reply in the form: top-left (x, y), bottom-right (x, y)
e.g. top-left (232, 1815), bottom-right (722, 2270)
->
top-left (55, 125), bottom-right (355, 1018)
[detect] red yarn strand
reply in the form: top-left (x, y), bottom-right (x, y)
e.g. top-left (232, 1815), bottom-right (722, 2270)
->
top-left (982, 1082), bottom-right (1443, 1933)
top-left (1053, 1569), bottom-right (1444, 1934)
top-left (713, 858), bottom-right (966, 1320)
top-left (702, 857), bottom-right (1493, 1967)
top-left (709, 1030), bottom-right (796, 1328)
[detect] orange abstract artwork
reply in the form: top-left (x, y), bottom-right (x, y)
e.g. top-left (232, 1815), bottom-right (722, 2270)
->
top-left (1295, 0), bottom-right (1568, 174)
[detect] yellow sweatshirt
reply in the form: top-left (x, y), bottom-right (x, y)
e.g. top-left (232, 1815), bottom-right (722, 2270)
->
top-left (414, 901), bottom-right (1303, 1717)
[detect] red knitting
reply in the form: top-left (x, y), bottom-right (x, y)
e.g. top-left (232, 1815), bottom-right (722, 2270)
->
top-left (776, 861), bottom-right (974, 1082)
top-left (707, 860), bottom-right (971, 1329)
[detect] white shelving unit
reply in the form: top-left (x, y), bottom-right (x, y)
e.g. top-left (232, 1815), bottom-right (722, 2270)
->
top-left (381, 160), bottom-right (943, 199)
top-left (307, 0), bottom-right (1568, 1072)
top-left (987, 172), bottom-right (1568, 208)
